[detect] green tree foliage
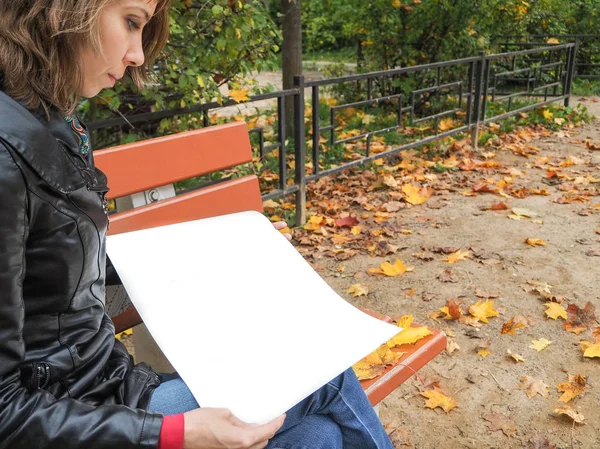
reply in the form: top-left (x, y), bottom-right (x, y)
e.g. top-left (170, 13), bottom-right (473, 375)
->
top-left (297, 0), bottom-right (600, 70)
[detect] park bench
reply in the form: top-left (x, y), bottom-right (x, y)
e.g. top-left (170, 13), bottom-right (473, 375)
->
top-left (94, 121), bottom-right (447, 408)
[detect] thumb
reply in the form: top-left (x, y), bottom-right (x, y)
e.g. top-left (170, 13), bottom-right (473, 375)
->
top-left (248, 414), bottom-right (286, 441)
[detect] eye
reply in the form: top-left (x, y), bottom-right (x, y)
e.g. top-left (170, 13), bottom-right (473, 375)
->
top-left (127, 18), bottom-right (140, 31)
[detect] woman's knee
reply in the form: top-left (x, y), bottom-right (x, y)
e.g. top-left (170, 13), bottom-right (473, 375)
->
top-left (268, 414), bottom-right (342, 449)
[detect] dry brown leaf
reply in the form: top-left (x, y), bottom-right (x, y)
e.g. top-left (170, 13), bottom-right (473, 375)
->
top-left (501, 315), bottom-right (530, 335)
top-left (475, 289), bottom-right (501, 299)
top-left (519, 376), bottom-right (549, 399)
top-left (437, 268), bottom-right (458, 283)
top-left (527, 435), bottom-right (557, 449)
top-left (335, 216), bottom-right (359, 228)
top-left (388, 428), bottom-right (412, 447)
top-left (446, 338), bottom-right (460, 354)
top-left (553, 406), bottom-right (585, 423)
top-left (564, 302), bottom-right (596, 334)
top-left (483, 412), bottom-right (517, 438)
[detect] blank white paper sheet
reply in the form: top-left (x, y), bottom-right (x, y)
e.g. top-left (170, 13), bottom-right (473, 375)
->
top-left (106, 211), bottom-right (401, 424)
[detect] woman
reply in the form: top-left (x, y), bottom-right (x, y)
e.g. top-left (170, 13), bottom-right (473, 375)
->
top-left (0, 1), bottom-right (394, 448)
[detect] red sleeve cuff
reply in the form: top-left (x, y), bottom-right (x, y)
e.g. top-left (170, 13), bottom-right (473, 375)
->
top-left (158, 413), bottom-right (185, 449)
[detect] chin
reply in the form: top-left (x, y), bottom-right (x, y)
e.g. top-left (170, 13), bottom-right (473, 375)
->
top-left (80, 85), bottom-right (103, 99)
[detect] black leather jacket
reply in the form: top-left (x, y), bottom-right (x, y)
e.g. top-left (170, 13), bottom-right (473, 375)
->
top-left (0, 90), bottom-right (162, 448)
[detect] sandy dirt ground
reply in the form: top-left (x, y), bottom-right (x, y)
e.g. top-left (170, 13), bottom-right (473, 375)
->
top-left (306, 97), bottom-right (600, 449)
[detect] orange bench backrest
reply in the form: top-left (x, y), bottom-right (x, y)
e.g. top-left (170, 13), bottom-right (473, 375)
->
top-left (94, 121), bottom-right (264, 236)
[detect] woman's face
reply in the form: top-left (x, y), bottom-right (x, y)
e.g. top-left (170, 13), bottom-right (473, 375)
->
top-left (79, 0), bottom-right (158, 98)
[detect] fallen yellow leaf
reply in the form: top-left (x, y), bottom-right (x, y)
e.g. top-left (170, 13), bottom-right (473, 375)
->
top-left (351, 226), bottom-right (363, 235)
top-left (478, 348), bottom-right (491, 358)
top-left (368, 259), bottom-right (411, 277)
top-left (530, 338), bottom-right (552, 352)
top-left (583, 341), bottom-right (600, 358)
top-left (557, 374), bottom-right (587, 403)
top-left (438, 118), bottom-right (455, 132)
top-left (444, 249), bottom-right (471, 264)
top-left (526, 238), bottom-right (547, 247)
top-left (386, 324), bottom-right (432, 348)
top-left (545, 302), bottom-right (567, 320)
top-left (352, 345), bottom-right (403, 380)
top-left (469, 300), bottom-right (500, 323)
top-left (401, 183), bottom-right (431, 205)
top-left (420, 390), bottom-right (458, 413)
top-left (116, 328), bottom-right (133, 340)
top-left (396, 315), bottom-right (414, 328)
top-left (507, 349), bottom-right (525, 363)
top-left (346, 284), bottom-right (369, 297)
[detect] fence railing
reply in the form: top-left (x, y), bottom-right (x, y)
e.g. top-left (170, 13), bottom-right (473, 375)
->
top-left (90, 44), bottom-right (577, 225)
top-left (496, 35), bottom-right (600, 79)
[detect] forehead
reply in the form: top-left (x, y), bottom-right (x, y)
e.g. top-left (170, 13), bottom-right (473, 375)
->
top-left (114, 0), bottom-right (159, 16)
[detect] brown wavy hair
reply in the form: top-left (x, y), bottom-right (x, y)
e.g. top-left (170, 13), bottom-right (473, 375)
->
top-left (0, 0), bottom-right (171, 115)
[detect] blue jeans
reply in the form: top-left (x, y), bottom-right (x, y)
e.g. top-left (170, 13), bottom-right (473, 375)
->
top-left (148, 368), bottom-right (393, 449)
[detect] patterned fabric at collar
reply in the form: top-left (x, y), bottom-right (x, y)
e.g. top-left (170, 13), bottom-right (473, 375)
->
top-left (64, 115), bottom-right (90, 155)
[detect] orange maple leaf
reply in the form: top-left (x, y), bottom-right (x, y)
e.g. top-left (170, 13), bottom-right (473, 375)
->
top-left (501, 316), bottom-right (530, 335)
top-left (557, 374), bottom-right (587, 403)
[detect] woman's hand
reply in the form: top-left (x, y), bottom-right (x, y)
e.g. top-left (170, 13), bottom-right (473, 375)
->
top-left (182, 408), bottom-right (285, 449)
top-left (272, 221), bottom-right (292, 242)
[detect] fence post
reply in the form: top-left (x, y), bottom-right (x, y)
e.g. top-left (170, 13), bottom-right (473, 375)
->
top-left (471, 51), bottom-right (486, 151)
top-left (564, 41), bottom-right (579, 108)
top-left (293, 75), bottom-right (307, 226)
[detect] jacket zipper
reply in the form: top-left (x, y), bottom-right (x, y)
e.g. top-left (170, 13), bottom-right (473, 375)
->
top-left (35, 363), bottom-right (50, 389)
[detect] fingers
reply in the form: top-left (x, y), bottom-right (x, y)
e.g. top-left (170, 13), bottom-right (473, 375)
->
top-left (272, 221), bottom-right (292, 241)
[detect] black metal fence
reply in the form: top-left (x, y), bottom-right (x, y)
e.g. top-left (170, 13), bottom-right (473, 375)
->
top-left (90, 44), bottom-right (577, 225)
top-left (496, 35), bottom-right (600, 79)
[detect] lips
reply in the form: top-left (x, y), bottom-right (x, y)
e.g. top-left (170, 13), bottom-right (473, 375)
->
top-left (107, 73), bottom-right (123, 87)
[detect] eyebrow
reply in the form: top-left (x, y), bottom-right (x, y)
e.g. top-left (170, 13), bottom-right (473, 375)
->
top-left (129, 5), bottom-right (151, 22)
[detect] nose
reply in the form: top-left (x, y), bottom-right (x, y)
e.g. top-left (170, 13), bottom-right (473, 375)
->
top-left (125, 34), bottom-right (145, 67)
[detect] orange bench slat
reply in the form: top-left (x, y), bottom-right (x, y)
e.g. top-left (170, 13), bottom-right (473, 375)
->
top-left (107, 175), bottom-right (263, 236)
top-left (113, 308), bottom-right (143, 334)
top-left (94, 121), bottom-right (253, 200)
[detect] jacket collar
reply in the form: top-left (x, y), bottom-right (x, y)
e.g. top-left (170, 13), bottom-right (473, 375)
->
top-left (0, 90), bottom-right (87, 193)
